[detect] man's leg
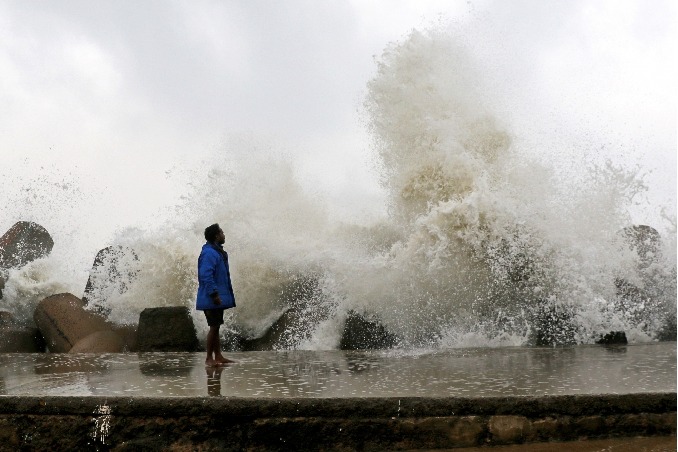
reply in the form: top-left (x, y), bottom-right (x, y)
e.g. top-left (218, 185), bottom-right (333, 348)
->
top-left (214, 328), bottom-right (235, 364)
top-left (205, 325), bottom-right (220, 367)
top-left (209, 309), bottom-right (234, 364)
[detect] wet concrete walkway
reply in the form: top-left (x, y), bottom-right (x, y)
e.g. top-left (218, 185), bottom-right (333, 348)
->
top-left (0, 343), bottom-right (675, 398)
top-left (1, 343), bottom-right (675, 450)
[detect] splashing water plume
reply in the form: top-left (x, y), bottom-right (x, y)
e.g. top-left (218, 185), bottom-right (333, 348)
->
top-left (1, 28), bottom-right (674, 349)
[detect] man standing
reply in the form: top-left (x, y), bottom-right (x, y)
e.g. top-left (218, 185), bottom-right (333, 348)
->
top-left (197, 223), bottom-right (236, 367)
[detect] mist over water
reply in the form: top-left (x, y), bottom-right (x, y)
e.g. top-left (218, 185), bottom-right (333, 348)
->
top-left (1, 28), bottom-right (675, 349)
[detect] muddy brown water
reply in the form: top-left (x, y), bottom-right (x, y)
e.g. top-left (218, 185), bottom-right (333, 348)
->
top-left (445, 436), bottom-right (676, 451)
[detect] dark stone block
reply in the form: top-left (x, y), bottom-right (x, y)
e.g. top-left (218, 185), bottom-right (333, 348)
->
top-left (656, 314), bottom-right (677, 342)
top-left (0, 221), bottom-right (53, 301)
top-left (82, 246), bottom-right (140, 315)
top-left (0, 221), bottom-right (54, 270)
top-left (241, 303), bottom-right (323, 351)
top-left (136, 307), bottom-right (199, 352)
top-left (340, 310), bottom-right (399, 350)
top-left (532, 300), bottom-right (577, 346)
top-left (596, 331), bottom-right (628, 345)
top-left (621, 225), bottom-right (661, 268)
top-left (0, 325), bottom-right (46, 352)
top-left (239, 273), bottom-right (328, 351)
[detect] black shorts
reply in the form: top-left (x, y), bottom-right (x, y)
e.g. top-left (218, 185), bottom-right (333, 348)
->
top-left (204, 309), bottom-right (225, 327)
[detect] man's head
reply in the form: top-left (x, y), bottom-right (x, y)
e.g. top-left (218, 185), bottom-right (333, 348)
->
top-left (204, 223), bottom-right (225, 245)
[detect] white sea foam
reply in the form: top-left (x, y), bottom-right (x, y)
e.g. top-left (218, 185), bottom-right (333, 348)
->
top-left (1, 28), bottom-right (674, 348)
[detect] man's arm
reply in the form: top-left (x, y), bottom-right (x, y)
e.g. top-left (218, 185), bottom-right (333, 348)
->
top-left (210, 292), bottom-right (222, 305)
top-left (198, 251), bottom-right (221, 304)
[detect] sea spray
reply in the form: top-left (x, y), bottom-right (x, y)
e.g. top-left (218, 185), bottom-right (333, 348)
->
top-left (359, 27), bottom-right (675, 345)
top-left (86, 140), bottom-right (341, 344)
top-left (1, 27), bottom-right (674, 349)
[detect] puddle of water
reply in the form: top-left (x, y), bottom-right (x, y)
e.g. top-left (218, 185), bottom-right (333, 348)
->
top-left (0, 343), bottom-right (674, 398)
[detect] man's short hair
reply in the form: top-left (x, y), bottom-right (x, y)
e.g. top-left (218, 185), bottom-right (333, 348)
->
top-left (204, 223), bottom-right (221, 242)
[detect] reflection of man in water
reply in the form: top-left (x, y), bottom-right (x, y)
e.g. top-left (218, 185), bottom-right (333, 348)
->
top-left (196, 223), bottom-right (236, 368)
top-left (206, 366), bottom-right (225, 396)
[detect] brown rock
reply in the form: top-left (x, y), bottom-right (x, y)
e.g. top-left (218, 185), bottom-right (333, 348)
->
top-left (658, 412), bottom-right (677, 433)
top-left (33, 293), bottom-right (111, 352)
top-left (0, 221), bottom-right (54, 270)
top-left (645, 412), bottom-right (678, 434)
top-left (448, 416), bottom-right (485, 447)
top-left (68, 330), bottom-right (124, 353)
top-left (489, 415), bottom-right (530, 444)
top-left (573, 415), bottom-right (605, 436)
top-left (0, 422), bottom-right (19, 448)
top-left (530, 416), bottom-right (567, 441)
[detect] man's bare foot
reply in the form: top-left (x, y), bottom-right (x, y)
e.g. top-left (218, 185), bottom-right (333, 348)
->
top-left (215, 356), bottom-right (235, 364)
top-left (205, 358), bottom-right (224, 368)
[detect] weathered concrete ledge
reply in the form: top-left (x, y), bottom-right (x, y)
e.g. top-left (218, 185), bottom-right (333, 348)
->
top-left (0, 393), bottom-right (675, 450)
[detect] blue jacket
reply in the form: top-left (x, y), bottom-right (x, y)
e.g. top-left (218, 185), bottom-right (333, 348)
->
top-left (196, 243), bottom-right (236, 311)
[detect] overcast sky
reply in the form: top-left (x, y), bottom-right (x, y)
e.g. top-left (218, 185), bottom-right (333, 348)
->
top-left (0, 0), bottom-right (675, 241)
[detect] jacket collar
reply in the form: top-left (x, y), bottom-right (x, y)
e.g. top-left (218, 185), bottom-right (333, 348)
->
top-left (207, 242), bottom-right (228, 257)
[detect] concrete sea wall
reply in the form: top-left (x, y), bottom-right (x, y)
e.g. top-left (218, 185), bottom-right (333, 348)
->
top-left (0, 393), bottom-right (675, 450)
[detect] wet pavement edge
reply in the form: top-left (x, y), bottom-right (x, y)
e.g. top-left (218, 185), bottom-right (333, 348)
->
top-left (0, 392), bottom-right (676, 417)
top-left (0, 392), bottom-right (675, 450)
